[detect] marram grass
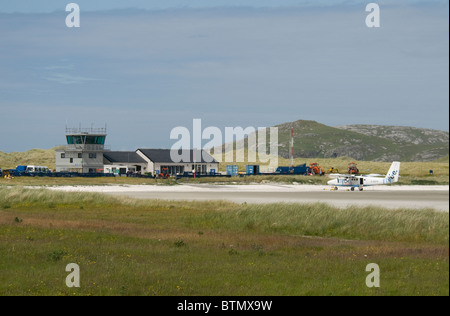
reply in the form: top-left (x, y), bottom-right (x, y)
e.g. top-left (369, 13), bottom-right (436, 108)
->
top-left (0, 187), bottom-right (448, 296)
top-left (1, 187), bottom-right (447, 244)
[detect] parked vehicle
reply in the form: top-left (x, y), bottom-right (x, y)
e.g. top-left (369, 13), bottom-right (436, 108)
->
top-left (347, 162), bottom-right (359, 175)
top-left (309, 162), bottom-right (325, 175)
top-left (276, 164), bottom-right (310, 175)
top-left (17, 165), bottom-right (51, 173)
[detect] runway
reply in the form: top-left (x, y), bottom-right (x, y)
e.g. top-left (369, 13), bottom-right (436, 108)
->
top-left (48, 184), bottom-right (450, 212)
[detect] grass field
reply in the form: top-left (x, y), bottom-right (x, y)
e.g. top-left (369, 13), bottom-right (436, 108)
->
top-left (0, 187), bottom-right (448, 296)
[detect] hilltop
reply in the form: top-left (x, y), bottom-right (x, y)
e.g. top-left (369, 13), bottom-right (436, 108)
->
top-left (275, 120), bottom-right (449, 162)
top-left (336, 124), bottom-right (449, 145)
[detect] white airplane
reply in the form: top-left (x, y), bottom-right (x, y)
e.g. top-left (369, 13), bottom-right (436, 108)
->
top-left (327, 161), bottom-right (400, 191)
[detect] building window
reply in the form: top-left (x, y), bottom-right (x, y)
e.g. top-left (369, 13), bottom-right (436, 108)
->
top-left (85, 136), bottom-right (106, 145)
top-left (89, 153), bottom-right (97, 159)
top-left (78, 153), bottom-right (82, 158)
top-left (61, 153), bottom-right (65, 159)
top-left (70, 158), bottom-right (73, 164)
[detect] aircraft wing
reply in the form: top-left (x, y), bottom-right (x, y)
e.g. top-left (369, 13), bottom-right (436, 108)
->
top-left (328, 173), bottom-right (358, 179)
top-left (328, 173), bottom-right (342, 179)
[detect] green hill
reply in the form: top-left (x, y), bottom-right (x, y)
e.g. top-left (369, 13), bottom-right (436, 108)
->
top-left (275, 120), bottom-right (449, 162)
top-left (252, 120), bottom-right (449, 162)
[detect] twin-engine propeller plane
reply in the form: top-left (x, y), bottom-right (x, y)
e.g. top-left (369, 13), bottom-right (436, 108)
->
top-left (327, 161), bottom-right (400, 191)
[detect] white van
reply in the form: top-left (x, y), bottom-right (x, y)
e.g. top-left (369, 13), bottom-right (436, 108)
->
top-left (26, 166), bottom-right (50, 173)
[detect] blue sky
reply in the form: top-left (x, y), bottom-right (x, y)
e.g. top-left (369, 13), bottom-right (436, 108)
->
top-left (0, 1), bottom-right (448, 152)
top-left (2, 0), bottom-right (446, 13)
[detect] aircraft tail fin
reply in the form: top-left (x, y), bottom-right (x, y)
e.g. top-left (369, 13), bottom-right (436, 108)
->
top-left (386, 161), bottom-right (401, 183)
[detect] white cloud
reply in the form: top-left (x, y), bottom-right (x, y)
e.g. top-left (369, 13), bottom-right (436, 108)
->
top-left (43, 73), bottom-right (101, 85)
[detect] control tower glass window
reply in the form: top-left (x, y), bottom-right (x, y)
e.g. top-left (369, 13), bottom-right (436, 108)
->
top-left (66, 135), bottom-right (106, 145)
top-left (86, 136), bottom-right (106, 145)
top-left (66, 135), bottom-right (84, 144)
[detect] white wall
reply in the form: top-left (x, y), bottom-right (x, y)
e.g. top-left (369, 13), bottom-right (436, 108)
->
top-left (136, 150), bottom-right (155, 173)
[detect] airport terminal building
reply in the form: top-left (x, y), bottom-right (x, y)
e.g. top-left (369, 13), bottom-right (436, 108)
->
top-left (135, 148), bottom-right (219, 176)
top-left (56, 127), bottom-right (219, 176)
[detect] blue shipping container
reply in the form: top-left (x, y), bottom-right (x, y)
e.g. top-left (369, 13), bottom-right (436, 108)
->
top-left (276, 166), bottom-right (291, 174)
top-left (246, 165), bottom-right (260, 175)
top-left (226, 165), bottom-right (239, 176)
top-left (293, 164), bottom-right (309, 174)
top-left (276, 164), bottom-right (309, 175)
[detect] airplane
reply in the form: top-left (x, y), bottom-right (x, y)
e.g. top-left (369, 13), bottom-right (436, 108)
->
top-left (327, 161), bottom-right (400, 191)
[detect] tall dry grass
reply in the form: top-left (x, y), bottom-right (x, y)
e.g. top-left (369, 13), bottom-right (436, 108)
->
top-left (1, 186), bottom-right (448, 296)
top-left (1, 187), bottom-right (448, 244)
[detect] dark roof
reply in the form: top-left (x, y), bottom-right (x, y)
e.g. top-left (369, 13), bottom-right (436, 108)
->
top-left (137, 149), bottom-right (218, 164)
top-left (103, 151), bottom-right (147, 164)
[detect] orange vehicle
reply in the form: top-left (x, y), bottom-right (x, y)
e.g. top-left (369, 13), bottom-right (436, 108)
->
top-left (309, 162), bottom-right (325, 176)
top-left (158, 167), bottom-right (171, 179)
top-left (348, 162), bottom-right (359, 174)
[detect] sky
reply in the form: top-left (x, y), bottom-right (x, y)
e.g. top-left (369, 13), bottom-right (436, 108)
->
top-left (0, 0), bottom-right (448, 152)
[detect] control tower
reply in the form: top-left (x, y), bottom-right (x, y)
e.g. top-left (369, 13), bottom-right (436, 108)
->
top-left (55, 126), bottom-right (108, 173)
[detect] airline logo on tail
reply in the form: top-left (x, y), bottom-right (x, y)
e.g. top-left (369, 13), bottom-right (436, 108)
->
top-left (386, 161), bottom-right (401, 183)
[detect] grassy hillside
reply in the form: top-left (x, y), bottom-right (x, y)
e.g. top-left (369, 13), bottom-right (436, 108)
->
top-left (337, 125), bottom-right (449, 145)
top-left (0, 148), bottom-right (57, 170)
top-left (433, 156), bottom-right (450, 163)
top-left (275, 120), bottom-right (449, 162)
